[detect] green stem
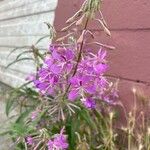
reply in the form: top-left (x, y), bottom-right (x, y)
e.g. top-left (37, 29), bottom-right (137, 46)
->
top-left (62, 18), bottom-right (89, 101)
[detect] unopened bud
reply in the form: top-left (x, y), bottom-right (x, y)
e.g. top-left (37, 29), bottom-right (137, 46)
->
top-left (77, 30), bottom-right (86, 43)
top-left (76, 14), bottom-right (86, 26)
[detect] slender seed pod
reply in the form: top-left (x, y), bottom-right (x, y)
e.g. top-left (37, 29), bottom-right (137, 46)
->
top-left (66, 10), bottom-right (83, 24)
top-left (96, 19), bottom-right (111, 36)
top-left (56, 33), bottom-right (73, 42)
top-left (61, 21), bottom-right (77, 32)
top-left (76, 14), bottom-right (86, 26)
top-left (77, 30), bottom-right (86, 44)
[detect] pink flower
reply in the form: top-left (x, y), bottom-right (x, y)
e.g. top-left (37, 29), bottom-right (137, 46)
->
top-left (34, 45), bottom-right (115, 109)
top-left (104, 87), bottom-right (119, 105)
top-left (26, 136), bottom-right (34, 145)
top-left (31, 111), bottom-right (38, 121)
top-left (68, 75), bottom-right (96, 100)
top-left (47, 128), bottom-right (68, 150)
top-left (25, 74), bottom-right (35, 81)
top-left (81, 97), bottom-right (96, 109)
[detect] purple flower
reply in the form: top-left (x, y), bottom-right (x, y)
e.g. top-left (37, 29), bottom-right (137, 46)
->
top-left (68, 49), bottom-right (108, 103)
top-left (25, 74), bottom-right (35, 81)
top-left (50, 47), bottom-right (74, 61)
top-left (34, 46), bottom-right (75, 96)
top-left (31, 111), bottom-right (38, 121)
top-left (34, 45), bottom-right (114, 108)
top-left (49, 47), bottom-right (75, 74)
top-left (26, 136), bottom-right (34, 145)
top-left (90, 49), bottom-right (107, 63)
top-left (47, 128), bottom-right (68, 150)
top-left (34, 67), bottom-right (59, 95)
top-left (93, 63), bottom-right (108, 74)
top-left (68, 75), bottom-right (96, 101)
top-left (104, 88), bottom-right (119, 105)
top-left (81, 97), bottom-right (96, 109)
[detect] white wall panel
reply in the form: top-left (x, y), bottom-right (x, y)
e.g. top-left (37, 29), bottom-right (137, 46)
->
top-left (0, 0), bottom-right (58, 87)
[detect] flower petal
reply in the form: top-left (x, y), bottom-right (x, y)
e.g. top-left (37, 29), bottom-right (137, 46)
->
top-left (94, 63), bottom-right (107, 74)
top-left (84, 85), bottom-right (96, 94)
top-left (50, 64), bottom-right (62, 74)
top-left (82, 97), bottom-right (96, 109)
top-left (68, 89), bottom-right (79, 101)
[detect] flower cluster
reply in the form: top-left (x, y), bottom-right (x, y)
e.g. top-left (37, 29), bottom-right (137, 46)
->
top-left (34, 46), bottom-right (75, 96)
top-left (47, 128), bottom-right (68, 150)
top-left (34, 45), bottom-right (110, 108)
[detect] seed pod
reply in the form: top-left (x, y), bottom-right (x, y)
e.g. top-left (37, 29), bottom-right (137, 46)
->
top-left (86, 30), bottom-right (95, 39)
top-left (65, 0), bottom-right (87, 24)
top-left (61, 21), bottom-right (77, 32)
top-left (76, 14), bottom-right (86, 26)
top-left (93, 42), bottom-right (115, 50)
top-left (66, 10), bottom-right (82, 24)
top-left (96, 19), bottom-right (111, 36)
top-left (80, 0), bottom-right (88, 11)
top-left (56, 33), bottom-right (73, 42)
top-left (77, 30), bottom-right (86, 43)
top-left (99, 10), bottom-right (108, 28)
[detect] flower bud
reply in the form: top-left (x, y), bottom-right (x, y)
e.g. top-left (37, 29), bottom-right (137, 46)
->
top-left (77, 30), bottom-right (86, 43)
top-left (76, 14), bottom-right (86, 26)
top-left (66, 10), bottom-right (82, 24)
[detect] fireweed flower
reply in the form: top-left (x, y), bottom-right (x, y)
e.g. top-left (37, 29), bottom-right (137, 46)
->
top-left (68, 75), bottom-right (96, 100)
top-left (48, 46), bottom-right (75, 74)
top-left (25, 73), bottom-right (35, 81)
top-left (34, 46), bottom-right (75, 95)
top-left (31, 111), bottom-right (38, 121)
top-left (34, 45), bottom-right (115, 108)
top-left (103, 86), bottom-right (119, 105)
top-left (81, 97), bottom-right (96, 109)
top-left (68, 49), bottom-right (109, 104)
top-left (47, 128), bottom-right (68, 150)
top-left (26, 136), bottom-right (34, 145)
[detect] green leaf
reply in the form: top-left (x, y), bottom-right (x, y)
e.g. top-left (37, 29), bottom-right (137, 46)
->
top-left (6, 97), bottom-right (15, 116)
top-left (15, 50), bottom-right (32, 60)
top-left (66, 117), bottom-right (77, 149)
top-left (15, 108), bottom-right (33, 123)
top-left (0, 130), bottom-right (11, 136)
top-left (78, 108), bottom-right (97, 131)
top-left (11, 122), bottom-right (27, 137)
top-left (6, 57), bottom-right (33, 69)
top-left (5, 91), bottom-right (19, 116)
top-left (7, 46), bottom-right (30, 58)
top-left (35, 35), bottom-right (50, 45)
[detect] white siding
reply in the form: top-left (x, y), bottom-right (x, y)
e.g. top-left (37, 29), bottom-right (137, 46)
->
top-left (0, 0), bottom-right (58, 87)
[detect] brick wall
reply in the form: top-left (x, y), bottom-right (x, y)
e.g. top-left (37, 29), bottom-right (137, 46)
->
top-left (54, 0), bottom-right (150, 112)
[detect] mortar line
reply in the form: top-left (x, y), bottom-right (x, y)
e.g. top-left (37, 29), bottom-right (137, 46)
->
top-left (105, 74), bottom-right (150, 86)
